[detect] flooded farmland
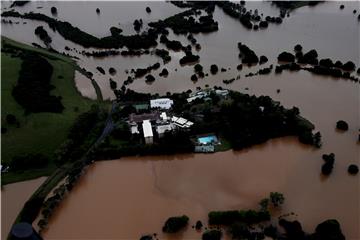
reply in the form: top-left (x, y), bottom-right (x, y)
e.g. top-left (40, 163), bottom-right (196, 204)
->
top-left (1, 1), bottom-right (359, 239)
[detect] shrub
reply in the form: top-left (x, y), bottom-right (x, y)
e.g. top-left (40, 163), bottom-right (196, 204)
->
top-left (162, 215), bottom-right (189, 233)
top-left (202, 229), bottom-right (222, 240)
top-left (336, 120), bottom-right (349, 131)
top-left (348, 164), bottom-right (359, 175)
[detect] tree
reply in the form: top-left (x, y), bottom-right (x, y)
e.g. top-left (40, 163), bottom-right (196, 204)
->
top-left (195, 220), bottom-right (203, 230)
top-left (194, 63), bottom-right (203, 73)
top-left (259, 55), bottom-right (268, 64)
top-left (259, 198), bottom-right (269, 211)
top-left (336, 120), bottom-right (348, 131)
top-left (270, 192), bottom-right (284, 207)
top-left (110, 27), bottom-right (122, 36)
top-left (210, 64), bottom-right (218, 74)
top-left (313, 219), bottom-right (345, 240)
top-left (191, 74), bottom-right (198, 82)
top-left (278, 52), bottom-right (295, 62)
top-left (202, 229), bottom-right (222, 240)
top-left (348, 164), bottom-right (359, 175)
top-left (51, 7), bottom-right (57, 15)
top-left (6, 114), bottom-right (17, 124)
top-left (109, 67), bottom-right (116, 75)
top-left (146, 7), bottom-right (151, 13)
top-left (339, 4), bottom-right (344, 9)
top-left (294, 44), bottom-right (302, 52)
top-left (145, 74), bottom-right (155, 83)
top-left (109, 78), bottom-right (117, 90)
top-left (96, 8), bottom-right (100, 14)
top-left (342, 61), bottom-right (355, 71)
top-left (162, 215), bottom-right (189, 233)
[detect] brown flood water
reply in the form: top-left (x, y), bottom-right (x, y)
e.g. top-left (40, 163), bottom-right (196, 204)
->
top-left (1, 177), bottom-right (46, 239)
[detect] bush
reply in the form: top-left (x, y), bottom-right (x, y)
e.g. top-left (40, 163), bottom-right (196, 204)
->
top-left (348, 164), bottom-right (359, 175)
top-left (210, 64), bottom-right (218, 74)
top-left (162, 215), bottom-right (189, 233)
top-left (202, 229), bottom-right (222, 240)
top-left (278, 52), bottom-right (295, 62)
top-left (336, 120), bottom-right (348, 131)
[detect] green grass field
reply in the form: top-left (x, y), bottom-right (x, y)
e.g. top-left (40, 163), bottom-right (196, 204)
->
top-left (1, 37), bottom-right (101, 184)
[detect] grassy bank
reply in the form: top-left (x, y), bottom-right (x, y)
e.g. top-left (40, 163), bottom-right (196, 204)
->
top-left (1, 37), bottom-right (104, 185)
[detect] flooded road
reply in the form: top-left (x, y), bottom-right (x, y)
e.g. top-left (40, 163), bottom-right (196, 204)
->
top-left (1, 177), bottom-right (46, 239)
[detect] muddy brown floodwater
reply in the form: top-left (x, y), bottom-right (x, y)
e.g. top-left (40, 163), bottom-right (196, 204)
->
top-left (1, 1), bottom-right (359, 239)
top-left (1, 177), bottom-right (46, 239)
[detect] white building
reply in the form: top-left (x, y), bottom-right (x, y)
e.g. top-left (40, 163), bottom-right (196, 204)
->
top-left (150, 98), bottom-right (174, 110)
top-left (130, 124), bottom-right (140, 134)
top-left (156, 123), bottom-right (174, 138)
top-left (160, 112), bottom-right (169, 121)
top-left (142, 120), bottom-right (154, 144)
top-left (171, 116), bottom-right (194, 128)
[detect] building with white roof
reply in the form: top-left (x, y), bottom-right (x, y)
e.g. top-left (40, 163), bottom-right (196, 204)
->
top-left (171, 116), bottom-right (194, 128)
top-left (142, 120), bottom-right (153, 144)
top-left (156, 123), bottom-right (174, 138)
top-left (150, 98), bottom-right (174, 110)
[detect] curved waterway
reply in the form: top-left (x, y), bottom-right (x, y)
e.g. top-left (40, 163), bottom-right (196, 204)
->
top-left (1, 177), bottom-right (46, 239)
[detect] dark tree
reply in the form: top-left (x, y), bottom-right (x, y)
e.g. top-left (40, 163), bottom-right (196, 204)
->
top-left (195, 220), bottom-right (203, 230)
top-left (109, 78), bottom-right (117, 90)
top-left (145, 74), bottom-right (155, 83)
top-left (50, 7), bottom-right (57, 15)
top-left (191, 74), bottom-right (198, 82)
top-left (270, 192), bottom-right (284, 207)
top-left (202, 229), bottom-right (222, 240)
top-left (313, 219), bottom-right (345, 240)
top-left (294, 44), bottom-right (302, 52)
top-left (96, 8), bottom-right (100, 14)
top-left (339, 4), bottom-right (344, 9)
top-left (109, 67), bottom-right (116, 75)
top-left (159, 68), bottom-right (169, 77)
top-left (146, 7), bottom-right (151, 13)
top-left (162, 215), bottom-right (189, 233)
top-left (194, 64), bottom-right (203, 73)
top-left (6, 114), bottom-right (17, 125)
top-left (348, 164), bottom-right (359, 175)
top-left (336, 120), bottom-right (349, 131)
top-left (342, 61), bottom-right (355, 71)
top-left (259, 55), bottom-right (268, 64)
top-left (210, 64), bottom-right (218, 74)
top-left (278, 52), bottom-right (295, 62)
top-left (110, 26), bottom-right (123, 36)
top-left (96, 66), bottom-right (105, 74)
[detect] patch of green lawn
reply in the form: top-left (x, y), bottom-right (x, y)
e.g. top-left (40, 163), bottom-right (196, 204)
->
top-left (1, 38), bottom-right (100, 184)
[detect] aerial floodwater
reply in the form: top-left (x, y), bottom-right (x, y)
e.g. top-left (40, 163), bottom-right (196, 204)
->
top-left (0, 1), bottom-right (359, 240)
top-left (1, 177), bottom-right (46, 240)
